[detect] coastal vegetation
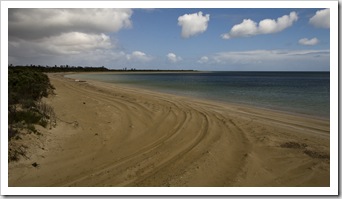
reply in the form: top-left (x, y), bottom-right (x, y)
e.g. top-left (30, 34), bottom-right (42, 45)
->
top-left (9, 64), bottom-right (110, 73)
top-left (8, 66), bottom-right (55, 161)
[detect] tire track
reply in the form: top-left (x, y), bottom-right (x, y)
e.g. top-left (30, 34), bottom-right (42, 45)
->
top-left (125, 105), bottom-right (210, 186)
top-left (59, 108), bottom-right (190, 186)
top-left (52, 78), bottom-right (196, 186)
top-left (49, 76), bottom-right (251, 186)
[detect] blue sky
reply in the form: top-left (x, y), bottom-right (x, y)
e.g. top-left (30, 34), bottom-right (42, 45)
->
top-left (8, 8), bottom-right (330, 71)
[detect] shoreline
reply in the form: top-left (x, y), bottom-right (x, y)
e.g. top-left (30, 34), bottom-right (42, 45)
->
top-left (66, 74), bottom-right (329, 137)
top-left (8, 72), bottom-right (330, 187)
top-left (65, 72), bottom-right (330, 121)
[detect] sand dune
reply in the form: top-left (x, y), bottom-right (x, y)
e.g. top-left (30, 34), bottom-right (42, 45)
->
top-left (8, 73), bottom-right (330, 187)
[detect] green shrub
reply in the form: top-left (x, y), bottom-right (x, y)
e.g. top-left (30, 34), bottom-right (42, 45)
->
top-left (10, 110), bottom-right (42, 124)
top-left (8, 66), bottom-right (55, 161)
top-left (8, 67), bottom-right (54, 106)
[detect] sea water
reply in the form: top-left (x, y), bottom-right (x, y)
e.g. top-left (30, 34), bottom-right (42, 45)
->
top-left (66, 72), bottom-right (330, 118)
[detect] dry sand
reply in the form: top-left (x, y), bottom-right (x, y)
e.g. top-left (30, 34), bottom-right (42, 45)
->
top-left (8, 73), bottom-right (330, 187)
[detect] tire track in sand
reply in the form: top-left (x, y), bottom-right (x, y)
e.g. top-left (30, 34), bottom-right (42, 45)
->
top-left (50, 75), bottom-right (250, 186)
top-left (53, 77), bottom-right (206, 186)
top-left (51, 77), bottom-right (187, 186)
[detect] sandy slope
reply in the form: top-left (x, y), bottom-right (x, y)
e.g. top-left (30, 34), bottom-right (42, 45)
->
top-left (8, 73), bottom-right (330, 187)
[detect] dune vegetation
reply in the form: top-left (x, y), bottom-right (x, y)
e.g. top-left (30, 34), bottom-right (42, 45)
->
top-left (8, 66), bottom-right (55, 161)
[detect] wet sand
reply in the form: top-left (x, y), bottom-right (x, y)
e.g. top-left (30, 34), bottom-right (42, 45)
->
top-left (8, 73), bottom-right (330, 187)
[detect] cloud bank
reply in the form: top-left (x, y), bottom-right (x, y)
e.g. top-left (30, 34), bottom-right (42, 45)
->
top-left (298, 37), bottom-right (319, 46)
top-left (178, 11), bottom-right (210, 38)
top-left (8, 8), bottom-right (134, 66)
top-left (9, 8), bottom-right (133, 40)
top-left (221, 12), bottom-right (298, 39)
top-left (198, 49), bottom-right (329, 71)
top-left (309, 9), bottom-right (330, 29)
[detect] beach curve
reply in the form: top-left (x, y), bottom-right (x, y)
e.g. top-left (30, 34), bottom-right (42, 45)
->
top-left (8, 73), bottom-right (330, 187)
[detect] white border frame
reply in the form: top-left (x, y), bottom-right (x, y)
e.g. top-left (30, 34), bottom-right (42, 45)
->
top-left (1, 1), bottom-right (338, 196)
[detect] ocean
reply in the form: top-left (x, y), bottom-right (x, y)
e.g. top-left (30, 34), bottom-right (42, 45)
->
top-left (66, 72), bottom-right (330, 118)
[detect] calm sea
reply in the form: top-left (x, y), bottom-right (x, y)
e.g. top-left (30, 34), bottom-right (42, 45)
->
top-left (66, 72), bottom-right (330, 118)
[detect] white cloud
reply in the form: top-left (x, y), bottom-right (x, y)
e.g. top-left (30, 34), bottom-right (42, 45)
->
top-left (298, 37), bottom-right (319, 46)
top-left (221, 12), bottom-right (298, 39)
top-left (126, 51), bottom-right (153, 62)
top-left (8, 9), bottom-right (133, 66)
top-left (167, 53), bottom-right (182, 63)
top-left (43, 32), bottom-right (113, 54)
top-left (9, 8), bottom-right (133, 40)
top-left (178, 11), bottom-right (210, 38)
top-left (198, 56), bottom-right (209, 63)
top-left (9, 31), bottom-right (115, 63)
top-left (309, 9), bottom-right (330, 29)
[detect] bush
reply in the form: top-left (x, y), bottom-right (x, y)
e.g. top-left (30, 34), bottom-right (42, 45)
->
top-left (8, 66), bottom-right (58, 162)
top-left (9, 67), bottom-right (54, 106)
top-left (10, 110), bottom-right (42, 124)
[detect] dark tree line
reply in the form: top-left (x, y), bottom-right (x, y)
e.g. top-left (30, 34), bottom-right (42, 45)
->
top-left (8, 64), bottom-right (196, 73)
top-left (9, 64), bottom-right (110, 73)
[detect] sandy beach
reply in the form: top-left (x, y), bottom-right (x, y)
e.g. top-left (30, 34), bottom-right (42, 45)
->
top-left (8, 73), bottom-right (330, 187)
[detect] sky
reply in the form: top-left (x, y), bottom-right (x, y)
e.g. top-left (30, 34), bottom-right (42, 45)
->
top-left (8, 8), bottom-right (330, 71)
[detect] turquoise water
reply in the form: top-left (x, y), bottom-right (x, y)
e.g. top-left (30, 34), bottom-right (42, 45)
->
top-left (66, 72), bottom-right (330, 118)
